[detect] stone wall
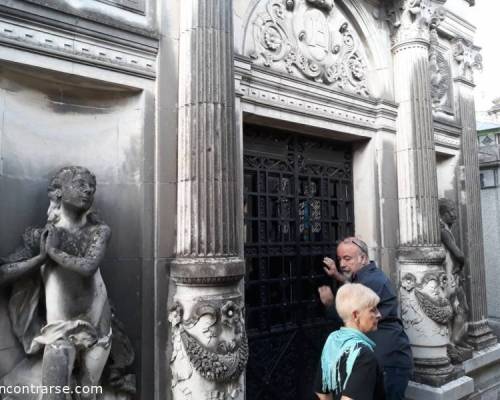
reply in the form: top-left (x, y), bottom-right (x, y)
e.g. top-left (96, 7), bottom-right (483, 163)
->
top-left (0, 0), bottom-right (160, 397)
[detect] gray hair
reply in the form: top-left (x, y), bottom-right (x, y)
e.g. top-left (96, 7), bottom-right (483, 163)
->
top-left (340, 236), bottom-right (369, 257)
top-left (335, 283), bottom-right (380, 323)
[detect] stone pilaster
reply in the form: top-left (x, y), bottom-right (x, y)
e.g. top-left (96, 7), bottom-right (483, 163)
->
top-left (388, 0), bottom-right (454, 386)
top-left (169, 1), bottom-right (247, 400)
top-left (453, 38), bottom-right (497, 350)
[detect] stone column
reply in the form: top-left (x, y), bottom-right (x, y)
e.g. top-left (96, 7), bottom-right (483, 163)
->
top-left (388, 0), bottom-right (454, 386)
top-left (169, 1), bottom-right (248, 400)
top-left (452, 38), bottom-right (497, 350)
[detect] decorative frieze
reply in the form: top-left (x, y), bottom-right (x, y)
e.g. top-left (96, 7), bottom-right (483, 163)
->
top-left (0, 18), bottom-right (156, 78)
top-left (244, 0), bottom-right (370, 95)
top-left (239, 85), bottom-right (377, 126)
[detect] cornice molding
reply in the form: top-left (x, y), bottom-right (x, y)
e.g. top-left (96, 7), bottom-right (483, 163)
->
top-left (0, 17), bottom-right (156, 79)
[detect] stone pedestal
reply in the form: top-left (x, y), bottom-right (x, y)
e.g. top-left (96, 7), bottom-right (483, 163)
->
top-left (453, 38), bottom-right (497, 350)
top-left (405, 377), bottom-right (474, 400)
top-left (389, 0), bottom-right (454, 385)
top-left (169, 0), bottom-right (247, 399)
top-left (399, 249), bottom-right (455, 386)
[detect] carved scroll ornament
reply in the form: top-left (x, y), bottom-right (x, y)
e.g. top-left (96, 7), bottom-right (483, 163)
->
top-left (246, 0), bottom-right (370, 96)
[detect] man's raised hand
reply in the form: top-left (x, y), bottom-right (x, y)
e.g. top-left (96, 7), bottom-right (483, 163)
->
top-left (323, 257), bottom-right (346, 283)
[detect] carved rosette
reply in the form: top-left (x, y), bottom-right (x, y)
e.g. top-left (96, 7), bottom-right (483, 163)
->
top-left (452, 37), bottom-right (482, 83)
top-left (169, 287), bottom-right (248, 400)
top-left (245, 0), bottom-right (370, 95)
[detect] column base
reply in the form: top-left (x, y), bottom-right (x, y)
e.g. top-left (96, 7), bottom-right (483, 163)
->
top-left (412, 356), bottom-right (459, 387)
top-left (169, 259), bottom-right (248, 400)
top-left (468, 320), bottom-right (498, 350)
top-left (398, 245), bottom-right (457, 386)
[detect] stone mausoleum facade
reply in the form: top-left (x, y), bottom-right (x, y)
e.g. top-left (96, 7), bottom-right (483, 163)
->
top-left (1, 0), bottom-right (500, 399)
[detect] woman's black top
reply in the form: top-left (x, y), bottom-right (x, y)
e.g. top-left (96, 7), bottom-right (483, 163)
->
top-left (314, 345), bottom-right (386, 400)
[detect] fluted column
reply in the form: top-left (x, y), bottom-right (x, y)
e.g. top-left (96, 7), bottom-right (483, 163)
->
top-left (169, 1), bottom-right (247, 400)
top-left (388, 0), bottom-right (454, 386)
top-left (453, 39), bottom-right (497, 350)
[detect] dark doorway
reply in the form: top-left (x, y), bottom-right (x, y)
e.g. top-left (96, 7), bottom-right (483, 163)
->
top-left (244, 124), bottom-right (355, 399)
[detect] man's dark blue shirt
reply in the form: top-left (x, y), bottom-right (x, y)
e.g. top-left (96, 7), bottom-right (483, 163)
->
top-left (326, 261), bottom-right (413, 370)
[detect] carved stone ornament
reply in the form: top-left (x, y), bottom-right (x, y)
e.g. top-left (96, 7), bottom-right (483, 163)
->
top-left (245, 0), bottom-right (370, 96)
top-left (385, 0), bottom-right (443, 45)
top-left (400, 271), bottom-right (451, 338)
top-left (0, 166), bottom-right (136, 399)
top-left (429, 29), bottom-right (453, 114)
top-left (453, 37), bottom-right (482, 83)
top-left (414, 273), bottom-right (453, 325)
top-left (169, 296), bottom-right (249, 400)
top-left (439, 198), bottom-right (473, 364)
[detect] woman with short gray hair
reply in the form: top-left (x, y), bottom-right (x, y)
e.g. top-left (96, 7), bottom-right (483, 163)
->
top-left (314, 283), bottom-right (386, 400)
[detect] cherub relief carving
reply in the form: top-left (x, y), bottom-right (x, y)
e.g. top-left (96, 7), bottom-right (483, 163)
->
top-left (0, 166), bottom-right (135, 399)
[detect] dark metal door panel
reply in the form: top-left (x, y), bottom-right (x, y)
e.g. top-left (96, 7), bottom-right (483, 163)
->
top-left (244, 125), bottom-right (354, 399)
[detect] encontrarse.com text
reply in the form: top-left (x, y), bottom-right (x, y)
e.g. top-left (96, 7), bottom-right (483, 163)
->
top-left (0, 385), bottom-right (103, 395)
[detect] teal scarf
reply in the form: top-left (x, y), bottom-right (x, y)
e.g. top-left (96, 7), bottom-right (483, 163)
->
top-left (321, 327), bottom-right (376, 394)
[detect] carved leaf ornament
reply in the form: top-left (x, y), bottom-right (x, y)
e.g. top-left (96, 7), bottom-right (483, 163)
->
top-left (246, 0), bottom-right (370, 95)
top-left (414, 289), bottom-right (453, 324)
top-left (180, 330), bottom-right (249, 383)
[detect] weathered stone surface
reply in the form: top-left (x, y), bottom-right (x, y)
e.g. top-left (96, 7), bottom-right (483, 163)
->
top-left (452, 41), bottom-right (497, 350)
top-left (170, 0), bottom-right (247, 399)
top-left (406, 376), bottom-right (474, 400)
top-left (389, 0), bottom-right (454, 385)
top-left (243, 0), bottom-right (370, 95)
top-left (439, 198), bottom-right (473, 364)
top-left (0, 167), bottom-right (135, 400)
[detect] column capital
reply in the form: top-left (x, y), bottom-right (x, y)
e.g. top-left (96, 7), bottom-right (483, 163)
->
top-left (452, 37), bottom-right (482, 84)
top-left (386, 0), bottom-right (446, 49)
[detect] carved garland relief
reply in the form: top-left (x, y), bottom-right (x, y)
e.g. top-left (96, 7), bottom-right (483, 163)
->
top-left (169, 295), bottom-right (248, 400)
top-left (400, 271), bottom-right (451, 338)
top-left (245, 0), bottom-right (370, 96)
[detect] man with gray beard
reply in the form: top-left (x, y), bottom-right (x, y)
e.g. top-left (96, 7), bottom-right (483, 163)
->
top-left (318, 237), bottom-right (413, 400)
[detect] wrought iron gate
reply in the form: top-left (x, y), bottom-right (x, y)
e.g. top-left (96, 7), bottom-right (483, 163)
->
top-left (244, 125), bottom-right (355, 400)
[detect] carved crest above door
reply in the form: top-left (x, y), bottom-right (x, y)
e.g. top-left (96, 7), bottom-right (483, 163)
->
top-left (244, 0), bottom-right (370, 96)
